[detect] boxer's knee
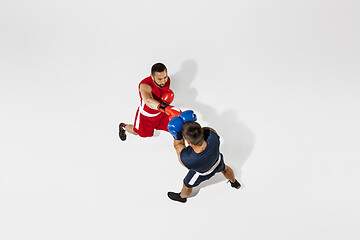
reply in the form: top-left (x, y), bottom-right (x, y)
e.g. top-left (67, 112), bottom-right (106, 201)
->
top-left (222, 165), bottom-right (229, 174)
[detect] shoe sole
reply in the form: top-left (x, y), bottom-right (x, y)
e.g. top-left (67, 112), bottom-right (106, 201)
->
top-left (119, 124), bottom-right (126, 141)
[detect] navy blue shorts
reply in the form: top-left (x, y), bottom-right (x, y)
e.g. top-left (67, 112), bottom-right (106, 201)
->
top-left (183, 154), bottom-right (226, 188)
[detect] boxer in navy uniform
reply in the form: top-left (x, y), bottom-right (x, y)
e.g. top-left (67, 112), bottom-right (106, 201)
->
top-left (167, 115), bottom-right (241, 203)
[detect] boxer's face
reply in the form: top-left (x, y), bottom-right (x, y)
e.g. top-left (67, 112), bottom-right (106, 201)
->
top-left (152, 70), bottom-right (168, 88)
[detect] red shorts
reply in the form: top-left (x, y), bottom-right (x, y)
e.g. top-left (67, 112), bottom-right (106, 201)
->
top-left (133, 108), bottom-right (170, 137)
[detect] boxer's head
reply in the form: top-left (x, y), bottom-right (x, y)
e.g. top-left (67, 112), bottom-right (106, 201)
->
top-left (151, 63), bottom-right (168, 88)
top-left (182, 121), bottom-right (204, 146)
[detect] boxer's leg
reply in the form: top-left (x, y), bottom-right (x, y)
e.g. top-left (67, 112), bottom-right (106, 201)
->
top-left (180, 184), bottom-right (192, 198)
top-left (119, 123), bottom-right (138, 141)
top-left (125, 124), bottom-right (138, 135)
top-left (222, 165), bottom-right (241, 189)
top-left (221, 165), bottom-right (235, 182)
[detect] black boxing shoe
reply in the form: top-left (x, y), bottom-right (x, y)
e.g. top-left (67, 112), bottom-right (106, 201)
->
top-left (228, 179), bottom-right (241, 189)
top-left (167, 192), bottom-right (187, 203)
top-left (119, 123), bottom-right (126, 141)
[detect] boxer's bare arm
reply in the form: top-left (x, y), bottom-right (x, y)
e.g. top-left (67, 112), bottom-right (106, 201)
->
top-left (174, 139), bottom-right (186, 167)
top-left (139, 83), bottom-right (160, 110)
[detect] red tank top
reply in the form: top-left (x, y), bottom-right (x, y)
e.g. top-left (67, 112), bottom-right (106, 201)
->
top-left (138, 76), bottom-right (171, 116)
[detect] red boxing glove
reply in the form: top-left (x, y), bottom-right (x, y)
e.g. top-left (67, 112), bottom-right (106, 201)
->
top-left (161, 89), bottom-right (174, 104)
top-left (158, 102), bottom-right (182, 119)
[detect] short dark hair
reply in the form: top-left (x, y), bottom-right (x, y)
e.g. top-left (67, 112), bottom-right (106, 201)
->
top-left (182, 121), bottom-right (204, 146)
top-left (151, 63), bottom-right (167, 76)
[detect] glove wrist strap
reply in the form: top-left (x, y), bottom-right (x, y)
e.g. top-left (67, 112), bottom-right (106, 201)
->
top-left (158, 102), bottom-right (169, 111)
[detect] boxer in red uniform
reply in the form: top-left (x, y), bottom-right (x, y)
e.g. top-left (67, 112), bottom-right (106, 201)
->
top-left (119, 63), bottom-right (181, 141)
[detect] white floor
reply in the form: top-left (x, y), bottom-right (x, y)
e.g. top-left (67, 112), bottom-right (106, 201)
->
top-left (1, 1), bottom-right (360, 239)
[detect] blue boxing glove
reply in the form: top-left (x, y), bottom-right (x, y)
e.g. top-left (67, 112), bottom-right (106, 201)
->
top-left (179, 110), bottom-right (197, 122)
top-left (168, 110), bottom-right (197, 140)
top-left (168, 116), bottom-right (184, 140)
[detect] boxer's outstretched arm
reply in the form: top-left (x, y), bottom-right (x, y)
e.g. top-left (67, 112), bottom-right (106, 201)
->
top-left (174, 139), bottom-right (186, 167)
top-left (139, 83), bottom-right (160, 110)
top-left (140, 83), bottom-right (181, 118)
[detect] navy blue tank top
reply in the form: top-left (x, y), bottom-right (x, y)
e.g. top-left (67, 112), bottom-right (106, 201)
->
top-left (180, 129), bottom-right (220, 173)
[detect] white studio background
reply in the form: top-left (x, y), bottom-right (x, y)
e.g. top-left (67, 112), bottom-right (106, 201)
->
top-left (1, 0), bottom-right (360, 239)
